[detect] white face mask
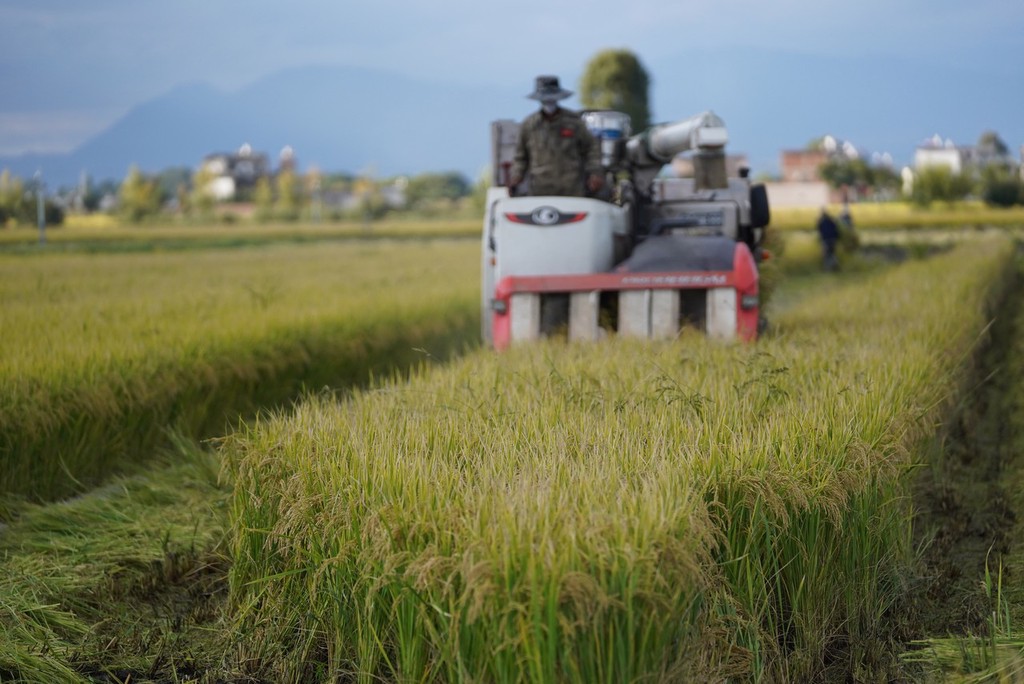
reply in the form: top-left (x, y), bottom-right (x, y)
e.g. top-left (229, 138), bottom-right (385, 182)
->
top-left (541, 101), bottom-right (558, 115)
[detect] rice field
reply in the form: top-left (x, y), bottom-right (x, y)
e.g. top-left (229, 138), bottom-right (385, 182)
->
top-left (0, 218), bottom-right (479, 252)
top-left (226, 236), bottom-right (1016, 681)
top-left (769, 202), bottom-right (1024, 232)
top-left (2, 221), bottom-right (1023, 681)
top-left (0, 239), bottom-right (480, 502)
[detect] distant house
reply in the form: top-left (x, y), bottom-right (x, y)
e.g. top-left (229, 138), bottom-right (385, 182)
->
top-left (913, 135), bottom-right (970, 175)
top-left (320, 180), bottom-right (408, 213)
top-left (779, 149), bottom-right (830, 183)
top-left (914, 133), bottom-right (1017, 175)
top-left (379, 182), bottom-right (407, 208)
top-left (200, 143), bottom-right (271, 201)
top-left (779, 135), bottom-right (862, 182)
top-left (767, 135), bottom-right (883, 206)
top-left (278, 145), bottom-right (297, 173)
top-left (769, 139), bottom-right (842, 208)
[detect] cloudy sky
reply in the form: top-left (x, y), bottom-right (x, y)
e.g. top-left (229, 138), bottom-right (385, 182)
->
top-left (1, 0), bottom-right (1022, 157)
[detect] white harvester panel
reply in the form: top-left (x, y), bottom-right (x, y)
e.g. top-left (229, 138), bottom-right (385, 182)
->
top-left (569, 291), bottom-right (602, 342)
top-left (650, 290), bottom-right (681, 339)
top-left (510, 293), bottom-right (541, 342)
top-left (616, 288), bottom-right (738, 341)
top-left (618, 290), bottom-right (651, 338)
top-left (706, 288), bottom-right (738, 341)
top-left (494, 196), bottom-right (628, 278)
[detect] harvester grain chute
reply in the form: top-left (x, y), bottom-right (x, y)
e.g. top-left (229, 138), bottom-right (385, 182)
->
top-left (482, 110), bottom-right (770, 349)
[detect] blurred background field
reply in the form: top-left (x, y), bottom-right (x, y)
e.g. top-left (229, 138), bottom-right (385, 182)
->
top-left (766, 201), bottom-right (1024, 231)
top-left (0, 215), bottom-right (480, 252)
top-left (0, 203), bottom-right (1020, 257)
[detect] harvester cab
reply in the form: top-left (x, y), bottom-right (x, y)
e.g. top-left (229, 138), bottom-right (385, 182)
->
top-left (481, 110), bottom-right (770, 349)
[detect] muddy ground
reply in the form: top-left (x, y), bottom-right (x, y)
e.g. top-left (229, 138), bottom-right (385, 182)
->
top-left (906, 259), bottom-right (1024, 679)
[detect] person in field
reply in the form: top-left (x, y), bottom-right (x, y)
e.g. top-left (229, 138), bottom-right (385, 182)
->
top-left (508, 75), bottom-right (604, 197)
top-left (839, 203), bottom-right (854, 233)
top-left (817, 207), bottom-right (841, 271)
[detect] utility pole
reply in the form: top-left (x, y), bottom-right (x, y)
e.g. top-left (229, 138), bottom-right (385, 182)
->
top-left (34, 170), bottom-right (45, 245)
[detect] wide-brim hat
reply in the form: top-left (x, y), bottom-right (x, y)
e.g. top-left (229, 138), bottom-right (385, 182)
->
top-left (527, 75), bottom-right (573, 101)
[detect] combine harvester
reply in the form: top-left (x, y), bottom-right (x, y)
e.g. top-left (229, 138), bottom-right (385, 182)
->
top-left (481, 110), bottom-right (770, 349)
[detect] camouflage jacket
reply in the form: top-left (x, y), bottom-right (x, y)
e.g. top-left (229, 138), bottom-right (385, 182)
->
top-left (511, 108), bottom-right (601, 197)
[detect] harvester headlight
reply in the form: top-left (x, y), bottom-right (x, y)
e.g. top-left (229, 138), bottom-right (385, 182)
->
top-left (492, 299), bottom-right (508, 315)
top-left (504, 209), bottom-right (588, 226)
top-left (741, 294), bottom-right (759, 310)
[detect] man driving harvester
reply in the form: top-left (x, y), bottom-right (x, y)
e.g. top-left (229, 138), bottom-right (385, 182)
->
top-left (508, 75), bottom-right (604, 197)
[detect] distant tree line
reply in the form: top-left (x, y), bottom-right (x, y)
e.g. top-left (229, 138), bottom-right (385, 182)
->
top-left (818, 157), bottom-right (902, 197)
top-left (817, 130), bottom-right (1023, 208)
top-left (0, 166), bottom-right (484, 226)
top-left (908, 134), bottom-right (1022, 208)
top-left (0, 170), bottom-right (65, 227)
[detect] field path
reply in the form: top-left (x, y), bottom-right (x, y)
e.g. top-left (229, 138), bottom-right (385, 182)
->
top-left (907, 256), bottom-right (1024, 678)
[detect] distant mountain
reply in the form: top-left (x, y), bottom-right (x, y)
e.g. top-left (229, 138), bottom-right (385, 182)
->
top-left (2, 53), bottom-right (1020, 189)
top-left (0, 66), bottom-right (526, 188)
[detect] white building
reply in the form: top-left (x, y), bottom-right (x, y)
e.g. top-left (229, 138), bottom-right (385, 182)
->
top-left (199, 143), bottom-right (271, 201)
top-left (913, 135), bottom-right (967, 174)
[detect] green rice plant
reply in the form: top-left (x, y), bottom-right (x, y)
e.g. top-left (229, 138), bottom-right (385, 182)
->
top-left (226, 236), bottom-right (1015, 681)
top-left (773, 230), bottom-right (819, 275)
top-left (0, 240), bottom-right (480, 502)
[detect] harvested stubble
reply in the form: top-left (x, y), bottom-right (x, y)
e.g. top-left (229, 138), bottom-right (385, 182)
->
top-left (0, 240), bottom-right (479, 502)
top-left (228, 237), bottom-right (1014, 682)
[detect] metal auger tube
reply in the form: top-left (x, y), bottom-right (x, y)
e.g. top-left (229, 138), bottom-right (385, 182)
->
top-left (625, 110), bottom-right (729, 168)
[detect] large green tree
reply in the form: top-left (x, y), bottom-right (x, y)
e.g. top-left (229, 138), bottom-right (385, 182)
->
top-left (579, 49), bottom-right (651, 131)
top-left (0, 170), bottom-right (26, 225)
top-left (0, 171), bottom-right (64, 227)
top-left (253, 176), bottom-right (274, 222)
top-left (405, 171), bottom-right (469, 208)
top-left (979, 164), bottom-right (1022, 207)
top-left (274, 168), bottom-right (301, 221)
top-left (189, 166), bottom-right (216, 220)
top-left (118, 166), bottom-right (161, 223)
top-left (977, 130), bottom-right (1009, 158)
top-left (819, 157), bottom-right (901, 195)
top-left (154, 166), bottom-right (191, 203)
top-left (910, 166), bottom-right (973, 207)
